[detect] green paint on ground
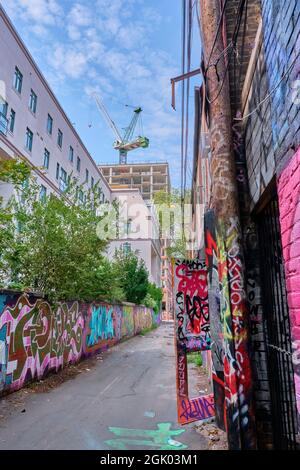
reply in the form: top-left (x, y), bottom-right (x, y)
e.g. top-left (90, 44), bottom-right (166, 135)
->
top-left (105, 422), bottom-right (187, 450)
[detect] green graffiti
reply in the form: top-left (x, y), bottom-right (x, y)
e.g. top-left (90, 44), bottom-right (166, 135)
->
top-left (105, 422), bottom-right (187, 450)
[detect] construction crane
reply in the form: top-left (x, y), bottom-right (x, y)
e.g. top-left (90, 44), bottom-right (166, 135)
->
top-left (92, 93), bottom-right (149, 164)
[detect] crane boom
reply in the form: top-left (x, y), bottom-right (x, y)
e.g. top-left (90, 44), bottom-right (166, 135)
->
top-left (92, 93), bottom-right (149, 164)
top-left (92, 93), bottom-right (122, 142)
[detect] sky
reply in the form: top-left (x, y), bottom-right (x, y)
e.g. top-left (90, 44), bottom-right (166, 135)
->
top-left (2, 0), bottom-right (202, 188)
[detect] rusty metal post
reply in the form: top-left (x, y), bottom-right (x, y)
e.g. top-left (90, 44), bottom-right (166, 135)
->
top-left (200, 0), bottom-right (257, 450)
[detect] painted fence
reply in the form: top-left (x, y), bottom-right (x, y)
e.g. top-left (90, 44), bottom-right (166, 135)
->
top-left (173, 258), bottom-right (214, 425)
top-left (0, 290), bottom-right (160, 395)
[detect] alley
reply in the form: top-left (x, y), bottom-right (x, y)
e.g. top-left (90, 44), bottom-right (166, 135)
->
top-left (0, 324), bottom-right (208, 450)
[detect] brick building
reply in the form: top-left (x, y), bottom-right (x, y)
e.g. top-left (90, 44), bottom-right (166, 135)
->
top-left (194, 0), bottom-right (300, 450)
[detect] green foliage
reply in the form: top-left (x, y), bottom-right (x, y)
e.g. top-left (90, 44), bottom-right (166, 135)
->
top-left (143, 293), bottom-right (157, 309)
top-left (0, 176), bottom-right (111, 303)
top-left (0, 161), bottom-right (156, 308)
top-left (153, 188), bottom-right (191, 260)
top-left (144, 282), bottom-right (163, 314)
top-left (187, 352), bottom-right (203, 367)
top-left (113, 250), bottom-right (149, 305)
top-left (0, 158), bottom-right (31, 185)
top-left (139, 324), bottom-right (158, 336)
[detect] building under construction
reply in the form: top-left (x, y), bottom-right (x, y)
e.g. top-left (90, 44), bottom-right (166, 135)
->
top-left (99, 161), bottom-right (174, 321)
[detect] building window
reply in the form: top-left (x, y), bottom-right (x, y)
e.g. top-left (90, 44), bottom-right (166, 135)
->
top-left (25, 127), bottom-right (33, 152)
top-left (78, 188), bottom-right (84, 203)
top-left (13, 67), bottom-right (23, 93)
top-left (0, 101), bottom-right (8, 135)
top-left (40, 185), bottom-right (47, 201)
top-left (29, 89), bottom-right (37, 114)
top-left (9, 109), bottom-right (15, 133)
top-left (85, 169), bottom-right (89, 183)
top-left (77, 156), bottom-right (81, 172)
top-left (0, 101), bottom-right (8, 117)
top-left (47, 114), bottom-right (53, 135)
top-left (43, 148), bottom-right (50, 169)
top-left (56, 163), bottom-right (60, 180)
top-left (57, 129), bottom-right (63, 148)
top-left (60, 167), bottom-right (67, 192)
top-left (122, 243), bottom-right (131, 255)
top-left (69, 146), bottom-right (74, 163)
top-left (126, 218), bottom-right (132, 236)
top-left (91, 177), bottom-right (94, 189)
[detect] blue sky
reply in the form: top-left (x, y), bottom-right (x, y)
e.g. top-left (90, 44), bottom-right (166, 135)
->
top-left (2, 0), bottom-right (201, 187)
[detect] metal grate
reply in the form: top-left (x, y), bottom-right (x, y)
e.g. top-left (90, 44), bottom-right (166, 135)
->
top-left (257, 196), bottom-right (298, 450)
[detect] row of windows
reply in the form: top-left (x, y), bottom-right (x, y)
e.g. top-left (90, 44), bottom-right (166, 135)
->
top-left (11, 66), bottom-right (109, 201)
top-left (12, 66), bottom-right (98, 186)
top-left (38, 182), bottom-right (106, 204)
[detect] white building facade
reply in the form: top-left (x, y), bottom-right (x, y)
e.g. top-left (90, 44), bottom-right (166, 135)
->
top-left (108, 188), bottom-right (161, 287)
top-left (0, 5), bottom-right (111, 204)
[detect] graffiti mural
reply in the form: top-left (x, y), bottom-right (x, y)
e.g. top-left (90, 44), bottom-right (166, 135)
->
top-left (0, 290), bottom-right (159, 395)
top-left (174, 259), bottom-right (210, 351)
top-left (134, 306), bottom-right (153, 335)
top-left (174, 258), bottom-right (213, 425)
top-left (204, 211), bottom-right (225, 430)
top-left (105, 423), bottom-right (187, 450)
top-left (278, 148), bottom-right (300, 432)
top-left (204, 211), bottom-right (256, 450)
top-left (121, 306), bottom-right (134, 338)
top-left (179, 394), bottom-right (215, 425)
top-left (0, 294), bottom-right (83, 392)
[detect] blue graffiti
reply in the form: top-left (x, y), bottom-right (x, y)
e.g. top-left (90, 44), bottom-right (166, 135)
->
top-left (87, 305), bottom-right (114, 346)
top-left (0, 324), bottom-right (8, 391)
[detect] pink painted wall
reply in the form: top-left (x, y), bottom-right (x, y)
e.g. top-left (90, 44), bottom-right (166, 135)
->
top-left (278, 147), bottom-right (300, 429)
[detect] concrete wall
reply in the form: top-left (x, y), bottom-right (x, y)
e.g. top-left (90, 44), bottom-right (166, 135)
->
top-left (0, 290), bottom-right (160, 395)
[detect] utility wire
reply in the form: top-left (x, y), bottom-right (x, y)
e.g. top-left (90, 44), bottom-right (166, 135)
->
top-left (205, 0), bottom-right (247, 105)
top-left (183, 0), bottom-right (193, 204)
top-left (204, 0), bottom-right (230, 74)
top-left (234, 52), bottom-right (300, 121)
top-left (181, 0), bottom-right (187, 211)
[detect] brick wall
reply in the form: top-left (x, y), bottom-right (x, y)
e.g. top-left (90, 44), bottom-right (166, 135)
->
top-left (242, 0), bottom-right (300, 441)
top-left (277, 147), bottom-right (300, 432)
top-left (225, 0), bottom-right (261, 115)
top-left (244, 40), bottom-right (275, 206)
top-left (261, 0), bottom-right (300, 173)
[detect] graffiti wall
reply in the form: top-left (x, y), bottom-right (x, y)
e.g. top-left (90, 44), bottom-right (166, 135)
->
top-left (278, 147), bottom-right (300, 432)
top-left (204, 212), bottom-right (256, 450)
top-left (174, 259), bottom-right (210, 352)
top-left (173, 258), bottom-right (214, 425)
top-left (0, 291), bottom-right (160, 395)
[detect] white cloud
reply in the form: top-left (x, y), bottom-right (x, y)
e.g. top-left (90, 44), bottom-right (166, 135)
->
top-left (2, 0), bottom-right (63, 25)
top-left (48, 45), bottom-right (88, 79)
top-left (68, 3), bottom-right (92, 27)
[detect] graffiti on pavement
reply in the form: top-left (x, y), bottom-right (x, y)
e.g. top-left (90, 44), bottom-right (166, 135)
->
top-left (105, 422), bottom-right (187, 450)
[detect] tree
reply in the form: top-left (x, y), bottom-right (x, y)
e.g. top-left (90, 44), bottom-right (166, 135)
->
top-left (0, 172), bottom-right (110, 303)
top-left (113, 250), bottom-right (149, 304)
top-left (145, 282), bottom-right (163, 314)
top-left (0, 159), bottom-right (31, 283)
top-left (153, 188), bottom-right (191, 258)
